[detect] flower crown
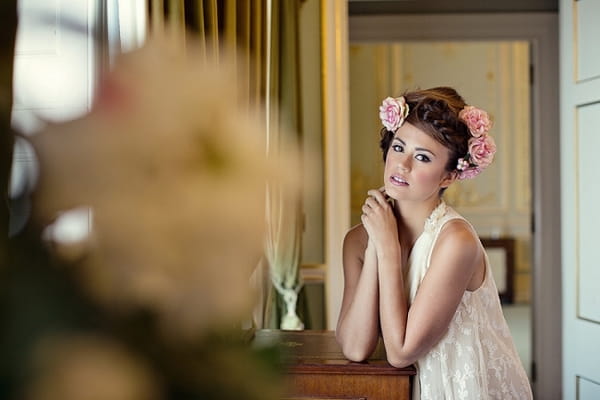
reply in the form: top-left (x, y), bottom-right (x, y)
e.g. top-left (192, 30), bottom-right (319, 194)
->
top-left (455, 105), bottom-right (496, 180)
top-left (378, 97), bottom-right (496, 180)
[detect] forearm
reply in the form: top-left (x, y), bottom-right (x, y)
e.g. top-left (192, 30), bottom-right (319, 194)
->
top-left (336, 244), bottom-right (380, 361)
top-left (376, 246), bottom-right (414, 367)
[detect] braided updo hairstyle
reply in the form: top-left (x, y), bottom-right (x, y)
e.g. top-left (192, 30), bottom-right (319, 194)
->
top-left (379, 87), bottom-right (471, 173)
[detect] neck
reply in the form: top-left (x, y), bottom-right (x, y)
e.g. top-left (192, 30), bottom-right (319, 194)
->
top-left (393, 198), bottom-right (441, 244)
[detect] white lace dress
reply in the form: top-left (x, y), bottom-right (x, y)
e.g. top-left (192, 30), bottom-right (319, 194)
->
top-left (405, 201), bottom-right (532, 399)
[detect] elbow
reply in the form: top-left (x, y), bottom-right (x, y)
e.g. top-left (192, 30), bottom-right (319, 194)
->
top-left (386, 355), bottom-right (413, 369)
top-left (384, 343), bottom-right (419, 368)
top-left (336, 332), bottom-right (373, 362)
top-left (342, 346), bottom-right (371, 363)
top-left (382, 334), bottom-right (424, 368)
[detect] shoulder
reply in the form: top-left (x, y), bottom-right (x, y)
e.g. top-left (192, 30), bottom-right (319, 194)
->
top-left (343, 223), bottom-right (368, 260)
top-left (433, 217), bottom-right (481, 265)
top-left (422, 217), bottom-right (484, 292)
top-left (344, 222), bottom-right (367, 244)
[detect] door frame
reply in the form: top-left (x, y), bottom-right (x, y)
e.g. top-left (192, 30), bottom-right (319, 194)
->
top-left (331, 13), bottom-right (561, 398)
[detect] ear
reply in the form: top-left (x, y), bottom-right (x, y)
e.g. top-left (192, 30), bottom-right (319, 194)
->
top-left (440, 170), bottom-right (458, 189)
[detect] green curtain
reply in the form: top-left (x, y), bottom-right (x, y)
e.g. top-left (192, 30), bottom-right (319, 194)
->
top-left (146, 0), bottom-right (304, 330)
top-left (263, 0), bottom-right (304, 330)
top-left (147, 0), bottom-right (268, 109)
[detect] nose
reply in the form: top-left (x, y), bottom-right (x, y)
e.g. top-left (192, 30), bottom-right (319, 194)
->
top-left (398, 153), bottom-right (411, 171)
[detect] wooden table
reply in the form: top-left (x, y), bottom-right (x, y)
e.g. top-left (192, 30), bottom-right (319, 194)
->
top-left (254, 330), bottom-right (415, 400)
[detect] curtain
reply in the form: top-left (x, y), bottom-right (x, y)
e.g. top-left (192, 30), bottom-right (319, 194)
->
top-left (147, 0), bottom-right (268, 110)
top-left (146, 0), bottom-right (304, 330)
top-left (263, 0), bottom-right (303, 330)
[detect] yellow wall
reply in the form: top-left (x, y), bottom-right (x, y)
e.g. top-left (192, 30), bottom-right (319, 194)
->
top-left (349, 41), bottom-right (532, 303)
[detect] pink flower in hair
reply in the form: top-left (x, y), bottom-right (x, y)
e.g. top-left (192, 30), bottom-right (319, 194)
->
top-left (379, 96), bottom-right (409, 132)
top-left (459, 106), bottom-right (492, 137)
top-left (468, 134), bottom-right (496, 169)
top-left (454, 104), bottom-right (496, 180)
top-left (458, 166), bottom-right (483, 180)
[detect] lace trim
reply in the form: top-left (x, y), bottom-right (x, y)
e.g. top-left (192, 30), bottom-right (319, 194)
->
top-left (423, 200), bottom-right (448, 234)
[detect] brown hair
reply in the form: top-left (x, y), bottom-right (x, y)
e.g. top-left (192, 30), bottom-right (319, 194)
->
top-left (379, 87), bottom-right (471, 172)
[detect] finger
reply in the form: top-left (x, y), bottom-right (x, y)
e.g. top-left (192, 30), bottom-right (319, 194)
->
top-left (360, 212), bottom-right (369, 227)
top-left (360, 213), bottom-right (373, 232)
top-left (364, 196), bottom-right (378, 209)
top-left (362, 204), bottom-right (371, 215)
top-left (367, 189), bottom-right (388, 206)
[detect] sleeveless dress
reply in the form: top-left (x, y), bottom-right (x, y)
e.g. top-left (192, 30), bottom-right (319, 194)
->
top-left (405, 201), bottom-right (533, 399)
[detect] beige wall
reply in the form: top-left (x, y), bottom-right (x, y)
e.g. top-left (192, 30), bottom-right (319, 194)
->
top-left (349, 41), bottom-right (532, 303)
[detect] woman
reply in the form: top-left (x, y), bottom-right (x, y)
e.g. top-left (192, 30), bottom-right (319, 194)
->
top-left (335, 87), bottom-right (532, 399)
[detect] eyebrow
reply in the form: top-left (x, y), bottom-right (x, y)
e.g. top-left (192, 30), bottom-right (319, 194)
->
top-left (393, 136), bottom-right (437, 156)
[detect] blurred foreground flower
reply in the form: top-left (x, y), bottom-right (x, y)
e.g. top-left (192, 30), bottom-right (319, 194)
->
top-left (29, 37), bottom-right (297, 341)
top-left (26, 335), bottom-right (161, 400)
top-left (1, 34), bottom-right (298, 399)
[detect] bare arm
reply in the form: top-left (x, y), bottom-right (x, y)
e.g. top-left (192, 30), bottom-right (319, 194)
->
top-left (378, 221), bottom-right (482, 367)
top-left (363, 190), bottom-right (483, 368)
top-left (335, 225), bottom-right (381, 362)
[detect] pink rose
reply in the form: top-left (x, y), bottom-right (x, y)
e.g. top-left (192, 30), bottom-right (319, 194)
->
top-left (468, 134), bottom-right (496, 168)
top-left (379, 96), bottom-right (409, 132)
top-left (458, 166), bottom-right (482, 180)
top-left (459, 106), bottom-right (492, 137)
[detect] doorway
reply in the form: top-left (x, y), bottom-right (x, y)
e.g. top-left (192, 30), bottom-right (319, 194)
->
top-left (345, 13), bottom-right (560, 398)
top-left (349, 39), bottom-right (533, 377)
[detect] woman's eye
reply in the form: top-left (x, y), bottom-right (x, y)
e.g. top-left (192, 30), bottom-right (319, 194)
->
top-left (416, 154), bottom-right (431, 162)
top-left (392, 144), bottom-right (403, 152)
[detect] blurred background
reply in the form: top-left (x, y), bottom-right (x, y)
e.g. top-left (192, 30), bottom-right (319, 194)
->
top-left (1, 0), bottom-right (306, 398)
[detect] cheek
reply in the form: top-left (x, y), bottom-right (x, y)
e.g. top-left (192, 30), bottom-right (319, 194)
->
top-left (414, 168), bottom-right (440, 183)
top-left (413, 167), bottom-right (448, 189)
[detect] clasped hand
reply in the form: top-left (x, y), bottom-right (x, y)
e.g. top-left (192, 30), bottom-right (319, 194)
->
top-left (360, 189), bottom-right (399, 252)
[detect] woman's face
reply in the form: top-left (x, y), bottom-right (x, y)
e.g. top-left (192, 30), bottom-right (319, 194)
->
top-left (383, 122), bottom-right (456, 205)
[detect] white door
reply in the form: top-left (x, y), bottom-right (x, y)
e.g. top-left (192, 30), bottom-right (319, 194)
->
top-left (561, 1), bottom-right (600, 398)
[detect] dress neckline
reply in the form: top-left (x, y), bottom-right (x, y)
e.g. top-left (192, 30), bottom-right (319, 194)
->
top-left (423, 200), bottom-right (448, 234)
top-left (406, 200), bottom-right (448, 262)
